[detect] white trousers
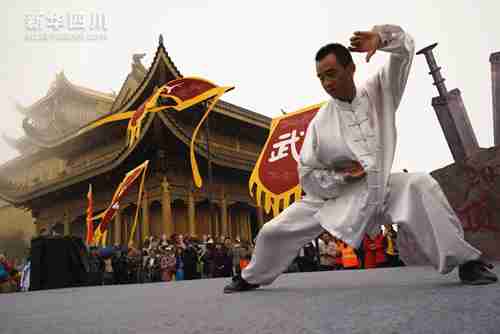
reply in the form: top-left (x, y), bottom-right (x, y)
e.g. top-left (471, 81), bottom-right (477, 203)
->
top-left (242, 173), bottom-right (481, 285)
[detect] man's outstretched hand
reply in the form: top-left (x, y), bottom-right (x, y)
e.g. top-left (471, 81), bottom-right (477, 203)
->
top-left (348, 30), bottom-right (382, 63)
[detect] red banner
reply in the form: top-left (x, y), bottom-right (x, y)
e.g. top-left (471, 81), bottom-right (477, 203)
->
top-left (96, 161), bottom-right (149, 235)
top-left (86, 184), bottom-right (94, 245)
top-left (249, 103), bottom-right (324, 216)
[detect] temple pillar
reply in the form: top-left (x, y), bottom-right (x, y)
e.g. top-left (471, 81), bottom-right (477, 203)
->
top-left (188, 189), bottom-right (196, 236)
top-left (63, 215), bottom-right (70, 236)
top-left (161, 177), bottom-right (173, 238)
top-left (35, 222), bottom-right (42, 236)
top-left (141, 191), bottom-right (150, 239)
top-left (213, 204), bottom-right (219, 238)
top-left (122, 213), bottom-right (128, 245)
top-left (220, 197), bottom-right (228, 238)
top-left (246, 212), bottom-right (252, 242)
top-left (114, 210), bottom-right (122, 245)
top-left (256, 206), bottom-right (265, 228)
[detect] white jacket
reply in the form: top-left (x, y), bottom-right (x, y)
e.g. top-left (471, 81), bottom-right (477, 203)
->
top-left (298, 24), bottom-right (415, 247)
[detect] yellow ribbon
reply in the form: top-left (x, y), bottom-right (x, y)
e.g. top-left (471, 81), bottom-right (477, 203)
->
top-left (188, 87), bottom-right (232, 188)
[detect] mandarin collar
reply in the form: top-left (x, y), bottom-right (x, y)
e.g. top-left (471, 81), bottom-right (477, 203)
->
top-left (332, 88), bottom-right (365, 109)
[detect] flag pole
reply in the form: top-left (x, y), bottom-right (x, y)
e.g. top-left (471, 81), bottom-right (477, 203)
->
top-left (138, 199), bottom-right (144, 284)
top-left (128, 163), bottom-right (148, 245)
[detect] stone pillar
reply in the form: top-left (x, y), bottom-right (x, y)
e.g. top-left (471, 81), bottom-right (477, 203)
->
top-left (63, 215), bottom-right (70, 236)
top-left (141, 191), bottom-right (150, 239)
top-left (188, 189), bottom-right (196, 236)
top-left (220, 197), bottom-right (228, 238)
top-left (490, 52), bottom-right (500, 146)
top-left (114, 210), bottom-right (122, 245)
top-left (161, 177), bottom-right (173, 237)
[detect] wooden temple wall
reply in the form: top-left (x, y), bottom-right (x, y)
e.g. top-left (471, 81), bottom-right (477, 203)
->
top-left (34, 173), bottom-right (266, 246)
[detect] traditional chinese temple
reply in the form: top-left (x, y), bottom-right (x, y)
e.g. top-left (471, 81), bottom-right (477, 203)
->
top-left (0, 36), bottom-right (272, 245)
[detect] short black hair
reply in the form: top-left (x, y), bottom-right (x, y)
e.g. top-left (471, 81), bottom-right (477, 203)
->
top-left (315, 43), bottom-right (353, 67)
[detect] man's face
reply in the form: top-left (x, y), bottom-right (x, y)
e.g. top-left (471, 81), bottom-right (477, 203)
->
top-left (316, 53), bottom-right (355, 100)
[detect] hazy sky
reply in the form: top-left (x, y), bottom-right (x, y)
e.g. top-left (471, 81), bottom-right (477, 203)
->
top-left (1, 1), bottom-right (499, 173)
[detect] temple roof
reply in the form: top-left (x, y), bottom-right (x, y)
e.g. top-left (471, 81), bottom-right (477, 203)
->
top-left (0, 35), bottom-right (271, 205)
top-left (1, 133), bottom-right (38, 155)
top-left (17, 71), bottom-right (115, 117)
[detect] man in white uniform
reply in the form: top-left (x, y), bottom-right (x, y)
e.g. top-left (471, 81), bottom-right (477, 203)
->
top-left (224, 24), bottom-right (497, 293)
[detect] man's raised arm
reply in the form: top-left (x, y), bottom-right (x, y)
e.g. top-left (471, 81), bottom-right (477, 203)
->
top-left (350, 24), bottom-right (415, 110)
top-left (372, 24), bottom-right (415, 109)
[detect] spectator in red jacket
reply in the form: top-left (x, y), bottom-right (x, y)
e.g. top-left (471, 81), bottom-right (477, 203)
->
top-left (362, 235), bottom-right (377, 269)
top-left (374, 232), bottom-right (388, 267)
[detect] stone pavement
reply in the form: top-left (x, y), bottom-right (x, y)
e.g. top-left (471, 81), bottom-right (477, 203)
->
top-left (2, 264), bottom-right (499, 334)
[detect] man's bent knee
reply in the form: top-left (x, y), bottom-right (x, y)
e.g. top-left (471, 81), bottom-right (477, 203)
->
top-left (257, 221), bottom-right (283, 242)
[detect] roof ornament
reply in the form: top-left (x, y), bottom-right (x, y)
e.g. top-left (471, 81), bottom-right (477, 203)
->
top-left (48, 71), bottom-right (66, 93)
top-left (57, 70), bottom-right (66, 80)
top-left (132, 53), bottom-right (147, 75)
top-left (159, 34), bottom-right (164, 46)
top-left (10, 97), bottom-right (28, 115)
top-left (132, 53), bottom-right (146, 66)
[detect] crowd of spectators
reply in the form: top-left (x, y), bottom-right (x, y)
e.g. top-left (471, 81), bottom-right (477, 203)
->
top-left (86, 234), bottom-right (254, 286)
top-left (1, 224), bottom-right (404, 293)
top-left (294, 224), bottom-right (404, 272)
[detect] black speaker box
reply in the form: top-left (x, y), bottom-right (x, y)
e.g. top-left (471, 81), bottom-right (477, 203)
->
top-left (30, 236), bottom-right (89, 291)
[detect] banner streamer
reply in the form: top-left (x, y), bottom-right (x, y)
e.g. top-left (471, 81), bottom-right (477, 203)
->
top-left (80, 77), bottom-right (233, 188)
top-left (189, 91), bottom-right (228, 188)
top-left (248, 103), bottom-right (325, 217)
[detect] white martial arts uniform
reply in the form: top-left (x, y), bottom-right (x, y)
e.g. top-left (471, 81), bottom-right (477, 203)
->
top-left (242, 24), bottom-right (481, 286)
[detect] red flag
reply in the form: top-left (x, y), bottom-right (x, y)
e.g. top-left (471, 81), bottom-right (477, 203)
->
top-left (86, 184), bottom-right (94, 245)
top-left (95, 160), bottom-right (149, 237)
top-left (249, 103), bottom-right (324, 216)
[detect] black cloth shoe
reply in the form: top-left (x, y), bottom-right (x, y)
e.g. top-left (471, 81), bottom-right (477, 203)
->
top-left (459, 260), bottom-right (498, 285)
top-left (224, 275), bottom-right (260, 294)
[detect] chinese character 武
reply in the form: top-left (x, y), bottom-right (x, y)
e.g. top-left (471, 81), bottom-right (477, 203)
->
top-left (268, 129), bottom-right (305, 163)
